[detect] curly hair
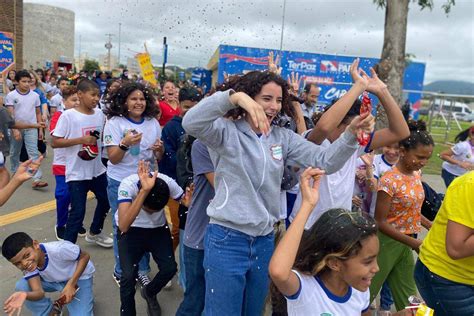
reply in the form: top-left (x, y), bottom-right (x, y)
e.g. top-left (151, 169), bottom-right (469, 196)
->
top-left (399, 120), bottom-right (434, 150)
top-left (216, 71), bottom-right (295, 121)
top-left (105, 82), bottom-right (160, 119)
top-left (294, 209), bottom-right (377, 276)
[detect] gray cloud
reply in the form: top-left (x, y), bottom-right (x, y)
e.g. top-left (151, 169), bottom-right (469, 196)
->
top-left (27, 0), bottom-right (473, 83)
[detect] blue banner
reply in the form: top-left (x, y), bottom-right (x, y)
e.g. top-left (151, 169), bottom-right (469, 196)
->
top-left (0, 32), bottom-right (15, 74)
top-left (216, 45), bottom-right (425, 109)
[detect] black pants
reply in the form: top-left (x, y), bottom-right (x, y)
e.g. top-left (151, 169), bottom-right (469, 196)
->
top-left (118, 226), bottom-right (177, 316)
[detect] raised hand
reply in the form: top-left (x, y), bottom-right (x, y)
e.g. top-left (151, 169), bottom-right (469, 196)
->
top-left (230, 92), bottom-right (270, 135)
top-left (360, 152), bottom-right (375, 167)
top-left (268, 51), bottom-right (282, 75)
top-left (347, 112), bottom-right (375, 137)
top-left (287, 72), bottom-right (302, 96)
top-left (138, 160), bottom-right (157, 192)
top-left (3, 291), bottom-right (27, 316)
top-left (350, 58), bottom-right (369, 89)
top-left (364, 67), bottom-right (387, 96)
top-left (299, 167), bottom-right (325, 208)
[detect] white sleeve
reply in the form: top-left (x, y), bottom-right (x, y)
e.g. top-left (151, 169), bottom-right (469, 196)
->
top-left (52, 112), bottom-right (70, 138)
top-left (58, 241), bottom-right (81, 261)
top-left (4, 92), bottom-right (13, 107)
top-left (117, 176), bottom-right (138, 203)
top-left (451, 142), bottom-right (467, 156)
top-left (103, 118), bottom-right (122, 147)
top-left (34, 94), bottom-right (41, 108)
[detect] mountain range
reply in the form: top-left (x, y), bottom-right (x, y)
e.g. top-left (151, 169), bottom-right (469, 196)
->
top-left (424, 80), bottom-right (474, 96)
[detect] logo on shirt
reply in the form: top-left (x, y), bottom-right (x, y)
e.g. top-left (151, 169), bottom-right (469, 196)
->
top-left (119, 190), bottom-right (129, 198)
top-left (104, 135), bottom-right (112, 145)
top-left (270, 144), bottom-right (283, 161)
top-left (13, 98), bottom-right (19, 105)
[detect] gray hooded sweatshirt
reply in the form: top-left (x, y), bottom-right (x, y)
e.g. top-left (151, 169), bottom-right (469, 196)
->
top-left (182, 90), bottom-right (359, 236)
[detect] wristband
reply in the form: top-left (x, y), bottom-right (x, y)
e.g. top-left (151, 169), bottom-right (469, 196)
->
top-left (119, 141), bottom-right (129, 151)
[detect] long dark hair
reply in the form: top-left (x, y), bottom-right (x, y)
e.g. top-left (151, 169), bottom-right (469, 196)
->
top-left (217, 71), bottom-right (295, 121)
top-left (105, 82), bottom-right (159, 119)
top-left (294, 209), bottom-right (377, 276)
top-left (454, 125), bottom-right (474, 143)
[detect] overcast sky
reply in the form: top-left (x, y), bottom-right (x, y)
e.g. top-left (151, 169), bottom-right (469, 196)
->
top-left (28, 0), bottom-right (473, 84)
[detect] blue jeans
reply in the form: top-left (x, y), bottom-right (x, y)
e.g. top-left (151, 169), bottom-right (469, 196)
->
top-left (10, 128), bottom-right (42, 181)
top-left (203, 224), bottom-right (274, 316)
top-left (441, 168), bottom-right (457, 188)
top-left (107, 176), bottom-right (149, 276)
top-left (414, 259), bottom-right (474, 316)
top-left (178, 229), bottom-right (186, 291)
top-left (65, 173), bottom-right (110, 243)
top-left (285, 192), bottom-right (297, 228)
top-left (176, 245), bottom-right (205, 316)
top-left (380, 281), bottom-right (394, 310)
top-left (15, 277), bottom-right (94, 315)
top-left (55, 175), bottom-right (70, 227)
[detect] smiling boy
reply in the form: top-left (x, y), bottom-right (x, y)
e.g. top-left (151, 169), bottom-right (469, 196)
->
top-left (2, 232), bottom-right (95, 315)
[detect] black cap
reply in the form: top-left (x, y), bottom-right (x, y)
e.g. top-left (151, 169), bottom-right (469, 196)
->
top-left (179, 87), bottom-right (203, 103)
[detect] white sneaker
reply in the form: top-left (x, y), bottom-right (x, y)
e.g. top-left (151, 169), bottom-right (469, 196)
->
top-left (163, 280), bottom-right (172, 290)
top-left (85, 231), bottom-right (113, 248)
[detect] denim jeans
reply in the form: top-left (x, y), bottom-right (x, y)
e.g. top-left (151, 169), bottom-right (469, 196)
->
top-left (55, 175), bottom-right (70, 228)
top-left (65, 173), bottom-right (110, 243)
top-left (118, 226), bottom-right (177, 316)
top-left (203, 224), bottom-right (274, 316)
top-left (15, 277), bottom-right (94, 315)
top-left (176, 245), bottom-right (205, 316)
top-left (414, 259), bottom-right (474, 316)
top-left (107, 176), bottom-right (150, 277)
top-left (10, 128), bottom-right (42, 181)
top-left (178, 229), bottom-right (186, 291)
top-left (380, 281), bottom-right (394, 310)
top-left (441, 168), bottom-right (458, 188)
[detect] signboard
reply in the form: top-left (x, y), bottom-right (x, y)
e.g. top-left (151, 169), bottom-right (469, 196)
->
top-left (136, 53), bottom-right (157, 85)
top-left (0, 31), bottom-right (15, 75)
top-left (216, 45), bottom-right (425, 116)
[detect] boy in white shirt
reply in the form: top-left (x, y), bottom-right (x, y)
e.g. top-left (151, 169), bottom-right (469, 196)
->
top-left (117, 160), bottom-right (191, 316)
top-left (49, 77), bottom-right (70, 115)
top-left (2, 232), bottom-right (95, 315)
top-left (52, 79), bottom-right (112, 248)
top-left (5, 69), bottom-right (47, 189)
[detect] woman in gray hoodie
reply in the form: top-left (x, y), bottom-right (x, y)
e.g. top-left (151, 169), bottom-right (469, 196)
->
top-left (182, 71), bottom-right (374, 315)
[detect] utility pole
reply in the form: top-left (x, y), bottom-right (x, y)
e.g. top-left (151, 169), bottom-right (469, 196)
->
top-left (78, 35), bottom-right (82, 70)
top-left (279, 0), bottom-right (287, 52)
top-left (105, 33), bottom-right (114, 71)
top-left (118, 23), bottom-right (122, 67)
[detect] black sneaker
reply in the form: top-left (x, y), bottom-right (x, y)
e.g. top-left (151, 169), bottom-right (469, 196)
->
top-left (55, 226), bottom-right (66, 241)
top-left (78, 227), bottom-right (87, 237)
top-left (140, 283), bottom-right (161, 316)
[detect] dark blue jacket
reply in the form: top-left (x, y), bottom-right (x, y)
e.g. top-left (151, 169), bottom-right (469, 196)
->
top-left (159, 115), bottom-right (185, 179)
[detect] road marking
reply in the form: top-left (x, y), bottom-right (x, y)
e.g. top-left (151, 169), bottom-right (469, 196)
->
top-left (0, 192), bottom-right (95, 227)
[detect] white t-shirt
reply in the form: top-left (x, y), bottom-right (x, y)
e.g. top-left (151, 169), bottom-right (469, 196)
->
top-left (115, 173), bottom-right (183, 228)
top-left (290, 137), bottom-right (367, 229)
top-left (285, 270), bottom-right (370, 316)
top-left (103, 116), bottom-right (162, 182)
top-left (53, 108), bottom-right (106, 182)
top-left (24, 241), bottom-right (95, 283)
top-left (354, 154), bottom-right (394, 217)
top-left (5, 89), bottom-right (40, 124)
top-left (50, 93), bottom-right (64, 112)
top-left (442, 141), bottom-right (474, 176)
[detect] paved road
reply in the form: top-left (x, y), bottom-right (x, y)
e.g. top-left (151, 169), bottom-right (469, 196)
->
top-left (0, 151), bottom-right (446, 315)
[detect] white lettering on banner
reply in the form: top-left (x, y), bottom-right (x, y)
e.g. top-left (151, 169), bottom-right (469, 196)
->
top-left (288, 60), bottom-right (317, 72)
top-left (338, 63), bottom-right (351, 73)
top-left (325, 87), bottom-right (348, 100)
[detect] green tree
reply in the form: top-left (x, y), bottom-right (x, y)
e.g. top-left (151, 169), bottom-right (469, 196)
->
top-left (82, 59), bottom-right (100, 74)
top-left (373, 0), bottom-right (455, 125)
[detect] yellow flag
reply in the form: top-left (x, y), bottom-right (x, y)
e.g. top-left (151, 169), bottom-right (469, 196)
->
top-left (136, 53), bottom-right (157, 85)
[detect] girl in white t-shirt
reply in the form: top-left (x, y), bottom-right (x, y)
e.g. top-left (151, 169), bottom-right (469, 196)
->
top-left (103, 82), bottom-right (164, 286)
top-left (270, 167), bottom-right (380, 316)
top-left (440, 125), bottom-right (474, 187)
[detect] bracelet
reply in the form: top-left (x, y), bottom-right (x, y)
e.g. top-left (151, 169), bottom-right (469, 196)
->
top-left (119, 141), bottom-right (129, 151)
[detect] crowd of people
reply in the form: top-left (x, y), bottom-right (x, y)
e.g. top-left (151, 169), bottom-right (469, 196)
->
top-left (0, 58), bottom-right (473, 316)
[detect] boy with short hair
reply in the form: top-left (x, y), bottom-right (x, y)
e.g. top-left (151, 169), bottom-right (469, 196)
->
top-left (52, 79), bottom-right (112, 248)
top-left (49, 77), bottom-right (70, 115)
top-left (5, 69), bottom-right (47, 189)
top-left (2, 232), bottom-right (95, 315)
top-left (117, 160), bottom-right (191, 316)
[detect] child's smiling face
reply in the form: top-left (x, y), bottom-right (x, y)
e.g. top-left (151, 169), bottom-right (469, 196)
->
top-left (9, 241), bottom-right (42, 273)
